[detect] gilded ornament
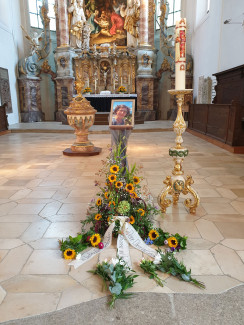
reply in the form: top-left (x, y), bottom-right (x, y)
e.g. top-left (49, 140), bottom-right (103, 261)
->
top-left (157, 89), bottom-right (200, 214)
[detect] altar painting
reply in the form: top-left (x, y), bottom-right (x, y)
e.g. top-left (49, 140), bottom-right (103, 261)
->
top-left (85, 0), bottom-right (127, 46)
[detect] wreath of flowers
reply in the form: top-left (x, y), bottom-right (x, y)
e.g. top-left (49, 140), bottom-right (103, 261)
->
top-left (59, 143), bottom-right (187, 255)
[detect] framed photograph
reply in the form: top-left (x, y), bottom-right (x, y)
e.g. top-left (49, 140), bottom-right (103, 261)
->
top-left (109, 99), bottom-right (135, 129)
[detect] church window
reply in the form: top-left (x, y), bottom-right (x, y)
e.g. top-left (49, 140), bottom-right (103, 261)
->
top-left (167, 0), bottom-right (181, 27)
top-left (28, 0), bottom-right (56, 31)
top-left (155, 0), bottom-right (181, 30)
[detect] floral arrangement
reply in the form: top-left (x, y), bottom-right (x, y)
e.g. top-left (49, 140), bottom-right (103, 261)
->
top-left (59, 143), bottom-right (205, 307)
top-left (59, 143), bottom-right (187, 258)
top-left (83, 87), bottom-right (92, 94)
top-left (89, 257), bottom-right (138, 308)
top-left (140, 249), bottom-right (205, 289)
top-left (117, 86), bottom-right (126, 93)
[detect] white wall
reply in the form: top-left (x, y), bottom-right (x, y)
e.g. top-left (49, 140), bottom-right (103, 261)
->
top-left (186, 0), bottom-right (244, 101)
top-left (0, 0), bottom-right (27, 124)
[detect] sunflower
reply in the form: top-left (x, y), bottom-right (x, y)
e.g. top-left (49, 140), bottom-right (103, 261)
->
top-left (95, 213), bottom-right (102, 220)
top-left (104, 192), bottom-right (110, 199)
top-left (108, 174), bottom-right (117, 183)
top-left (167, 236), bottom-right (178, 248)
top-left (129, 215), bottom-right (135, 224)
top-left (137, 208), bottom-right (145, 216)
top-left (130, 191), bottom-right (138, 199)
top-left (109, 201), bottom-right (116, 207)
top-left (148, 229), bottom-right (159, 241)
top-left (133, 176), bottom-right (140, 184)
top-left (115, 181), bottom-right (123, 189)
top-left (96, 198), bottom-right (102, 206)
top-left (125, 183), bottom-right (134, 193)
top-left (90, 233), bottom-right (101, 247)
top-left (110, 165), bottom-right (119, 174)
top-left (63, 248), bottom-right (76, 260)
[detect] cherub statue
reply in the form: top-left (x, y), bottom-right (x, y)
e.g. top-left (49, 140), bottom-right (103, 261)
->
top-left (21, 26), bottom-right (44, 56)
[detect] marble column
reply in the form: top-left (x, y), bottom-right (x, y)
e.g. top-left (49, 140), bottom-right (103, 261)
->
top-left (139, 0), bottom-right (149, 46)
top-left (54, 0), bottom-right (60, 47)
top-left (57, 0), bottom-right (69, 47)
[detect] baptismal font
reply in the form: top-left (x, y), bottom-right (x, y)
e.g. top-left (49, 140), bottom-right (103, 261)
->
top-left (63, 75), bottom-right (101, 156)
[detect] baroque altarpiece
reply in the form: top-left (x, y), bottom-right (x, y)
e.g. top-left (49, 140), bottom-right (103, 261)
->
top-left (18, 0), bottom-right (158, 122)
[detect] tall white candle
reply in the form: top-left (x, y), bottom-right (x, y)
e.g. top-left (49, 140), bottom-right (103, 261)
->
top-left (175, 18), bottom-right (186, 90)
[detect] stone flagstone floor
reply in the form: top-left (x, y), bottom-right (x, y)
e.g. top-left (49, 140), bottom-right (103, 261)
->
top-left (0, 130), bottom-right (244, 323)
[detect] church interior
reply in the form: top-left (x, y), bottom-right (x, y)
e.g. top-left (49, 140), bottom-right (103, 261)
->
top-left (0, 0), bottom-right (244, 324)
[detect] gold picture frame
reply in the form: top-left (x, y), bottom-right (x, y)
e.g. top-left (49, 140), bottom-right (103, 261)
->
top-left (109, 99), bottom-right (135, 129)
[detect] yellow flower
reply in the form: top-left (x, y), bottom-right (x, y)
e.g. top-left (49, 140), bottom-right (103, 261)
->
top-left (107, 216), bottom-right (110, 222)
top-left (63, 248), bottom-right (76, 260)
top-left (130, 191), bottom-right (138, 199)
top-left (110, 165), bottom-right (119, 174)
top-left (129, 216), bottom-right (135, 224)
top-left (168, 237), bottom-right (178, 248)
top-left (95, 213), bottom-right (102, 220)
top-left (90, 233), bottom-right (101, 247)
top-left (125, 183), bottom-right (134, 193)
top-left (108, 174), bottom-right (117, 183)
top-left (133, 176), bottom-right (140, 184)
top-left (115, 181), bottom-right (123, 189)
top-left (96, 198), bottom-right (102, 206)
top-left (109, 201), bottom-right (116, 207)
top-left (148, 229), bottom-right (159, 241)
top-left (104, 192), bottom-right (110, 199)
top-left (137, 208), bottom-right (145, 216)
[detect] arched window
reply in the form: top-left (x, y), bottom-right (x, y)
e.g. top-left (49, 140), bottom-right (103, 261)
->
top-left (167, 0), bottom-right (181, 27)
top-left (28, 0), bottom-right (56, 31)
top-left (155, 0), bottom-right (181, 30)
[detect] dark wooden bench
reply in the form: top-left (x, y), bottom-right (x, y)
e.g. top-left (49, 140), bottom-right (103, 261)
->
top-left (188, 101), bottom-right (244, 153)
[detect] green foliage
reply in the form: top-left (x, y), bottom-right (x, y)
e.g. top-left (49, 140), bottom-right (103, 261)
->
top-left (140, 250), bottom-right (205, 289)
top-left (89, 258), bottom-right (138, 308)
top-left (59, 231), bottom-right (94, 253)
top-left (154, 229), bottom-right (188, 251)
top-left (140, 259), bottom-right (164, 287)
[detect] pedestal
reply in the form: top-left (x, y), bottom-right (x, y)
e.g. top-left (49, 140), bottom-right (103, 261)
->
top-left (18, 77), bottom-right (45, 122)
top-left (158, 89), bottom-right (200, 214)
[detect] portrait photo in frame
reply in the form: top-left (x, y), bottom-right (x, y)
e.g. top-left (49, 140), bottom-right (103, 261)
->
top-left (109, 99), bottom-right (135, 129)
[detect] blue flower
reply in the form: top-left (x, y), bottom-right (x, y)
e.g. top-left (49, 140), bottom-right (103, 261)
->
top-left (144, 237), bottom-right (153, 245)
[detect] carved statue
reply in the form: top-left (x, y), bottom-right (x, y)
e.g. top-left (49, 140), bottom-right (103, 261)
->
top-left (68, 0), bottom-right (86, 48)
top-left (123, 0), bottom-right (140, 47)
top-left (74, 72), bottom-right (85, 96)
top-left (82, 21), bottom-right (91, 51)
top-left (18, 4), bottom-right (51, 77)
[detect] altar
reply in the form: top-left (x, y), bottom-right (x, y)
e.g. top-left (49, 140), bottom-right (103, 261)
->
top-left (84, 94), bottom-right (137, 112)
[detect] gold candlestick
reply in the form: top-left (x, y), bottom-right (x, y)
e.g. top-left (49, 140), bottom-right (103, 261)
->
top-left (158, 89), bottom-right (200, 214)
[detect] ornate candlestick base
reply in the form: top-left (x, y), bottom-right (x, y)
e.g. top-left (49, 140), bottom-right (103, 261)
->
top-left (158, 89), bottom-right (199, 214)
